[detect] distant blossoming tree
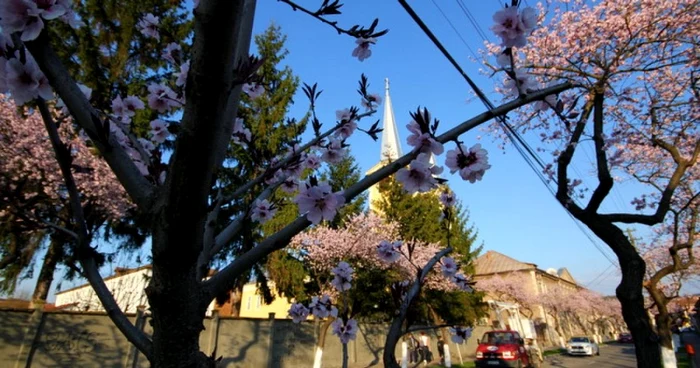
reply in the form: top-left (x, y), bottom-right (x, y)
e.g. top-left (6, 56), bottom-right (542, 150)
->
top-left (0, 0), bottom-right (568, 367)
top-left (485, 0), bottom-right (699, 365)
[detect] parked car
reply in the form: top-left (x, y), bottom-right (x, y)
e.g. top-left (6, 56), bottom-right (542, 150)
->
top-left (566, 336), bottom-right (600, 356)
top-left (618, 333), bottom-right (633, 343)
top-left (475, 330), bottom-right (531, 367)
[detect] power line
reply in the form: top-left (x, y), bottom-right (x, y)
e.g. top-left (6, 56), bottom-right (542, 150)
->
top-left (454, 0), bottom-right (490, 43)
top-left (429, 0), bottom-right (480, 60)
top-left (398, 0), bottom-right (620, 269)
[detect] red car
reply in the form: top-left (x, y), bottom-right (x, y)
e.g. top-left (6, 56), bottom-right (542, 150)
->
top-left (618, 333), bottom-right (633, 343)
top-left (475, 330), bottom-right (531, 368)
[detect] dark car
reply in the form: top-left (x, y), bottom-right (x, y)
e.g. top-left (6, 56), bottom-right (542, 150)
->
top-left (618, 333), bottom-right (633, 343)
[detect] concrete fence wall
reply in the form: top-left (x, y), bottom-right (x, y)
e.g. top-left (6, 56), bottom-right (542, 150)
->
top-left (0, 308), bottom-right (478, 368)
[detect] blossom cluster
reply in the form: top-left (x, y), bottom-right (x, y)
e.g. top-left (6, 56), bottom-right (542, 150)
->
top-left (287, 261), bottom-right (359, 344)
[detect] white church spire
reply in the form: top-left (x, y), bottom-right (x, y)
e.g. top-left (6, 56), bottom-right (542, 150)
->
top-left (380, 78), bottom-right (402, 161)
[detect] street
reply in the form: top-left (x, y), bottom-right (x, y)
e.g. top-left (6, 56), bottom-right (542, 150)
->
top-left (544, 343), bottom-right (637, 368)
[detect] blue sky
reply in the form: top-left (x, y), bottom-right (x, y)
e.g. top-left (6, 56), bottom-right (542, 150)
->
top-left (12, 0), bottom-right (665, 300)
top-left (247, 0), bottom-right (626, 295)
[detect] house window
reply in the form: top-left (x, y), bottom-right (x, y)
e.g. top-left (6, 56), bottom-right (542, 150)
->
top-left (247, 296), bottom-right (252, 310)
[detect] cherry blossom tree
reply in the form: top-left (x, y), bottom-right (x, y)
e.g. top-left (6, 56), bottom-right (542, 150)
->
top-left (0, 95), bottom-right (133, 305)
top-left (0, 0), bottom-right (569, 367)
top-left (476, 272), bottom-right (539, 318)
top-left (484, 0), bottom-right (699, 365)
top-left (637, 188), bottom-right (699, 367)
top-left (285, 212), bottom-right (473, 367)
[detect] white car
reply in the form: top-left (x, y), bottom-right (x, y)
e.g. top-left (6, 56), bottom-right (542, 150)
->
top-left (566, 336), bottom-right (600, 356)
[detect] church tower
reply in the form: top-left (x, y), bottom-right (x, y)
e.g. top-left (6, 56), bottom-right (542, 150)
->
top-left (366, 78), bottom-right (402, 213)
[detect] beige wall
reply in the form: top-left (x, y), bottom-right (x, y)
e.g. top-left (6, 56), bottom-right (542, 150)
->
top-left (0, 308), bottom-right (476, 367)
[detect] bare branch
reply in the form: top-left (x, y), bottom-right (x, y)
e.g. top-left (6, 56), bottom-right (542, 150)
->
top-left (36, 99), bottom-right (153, 359)
top-left (601, 139), bottom-right (700, 224)
top-left (383, 247), bottom-right (453, 367)
top-left (586, 90), bottom-right (613, 213)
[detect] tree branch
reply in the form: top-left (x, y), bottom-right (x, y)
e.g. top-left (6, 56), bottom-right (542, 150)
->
top-left (556, 93), bottom-right (596, 214)
top-left (383, 247), bottom-right (453, 368)
top-left (202, 82), bottom-right (572, 302)
top-left (601, 139), bottom-right (700, 224)
top-left (24, 34), bottom-right (156, 210)
top-left (585, 90), bottom-right (613, 213)
top-left (36, 99), bottom-right (153, 359)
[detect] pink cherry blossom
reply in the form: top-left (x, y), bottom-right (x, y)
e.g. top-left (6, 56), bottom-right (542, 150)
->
top-left (309, 294), bottom-right (337, 319)
top-left (332, 318), bottom-right (358, 344)
top-left (294, 181), bottom-right (345, 225)
top-left (33, 0), bottom-right (67, 20)
top-left (334, 119), bottom-right (357, 140)
top-left (445, 143), bottom-right (491, 183)
top-left (361, 93), bottom-right (382, 111)
top-left (0, 0), bottom-right (44, 41)
top-left (0, 96), bottom-right (133, 223)
top-left (137, 13), bottom-right (160, 40)
top-left (491, 6), bottom-right (529, 48)
top-left (242, 83), bottom-right (264, 99)
top-left (336, 108), bottom-right (352, 122)
top-left (376, 240), bottom-right (401, 263)
top-left (303, 154), bottom-right (322, 171)
top-left (439, 191), bottom-right (456, 207)
top-left (395, 154), bottom-right (438, 193)
top-left (5, 56), bottom-right (52, 105)
top-left (149, 119), bottom-right (169, 144)
top-left (288, 303), bottom-right (310, 323)
top-left (503, 69), bottom-right (538, 97)
top-left (280, 177), bottom-right (298, 194)
top-left (331, 261), bottom-right (353, 291)
top-left (320, 138), bottom-right (347, 164)
top-left (406, 122), bottom-right (444, 155)
top-left (451, 273), bottom-right (473, 292)
top-left (231, 118), bottom-right (252, 146)
top-left (250, 199), bottom-right (276, 224)
top-left (147, 83), bottom-right (178, 113)
top-left (440, 257), bottom-right (458, 277)
top-left (351, 37), bottom-right (375, 62)
top-left (162, 42), bottom-right (182, 64)
top-left (175, 61), bottom-right (189, 87)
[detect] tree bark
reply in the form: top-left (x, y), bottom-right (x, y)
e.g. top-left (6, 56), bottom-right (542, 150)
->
top-left (30, 237), bottom-right (63, 308)
top-left (147, 261), bottom-right (212, 368)
top-left (649, 287), bottom-right (677, 368)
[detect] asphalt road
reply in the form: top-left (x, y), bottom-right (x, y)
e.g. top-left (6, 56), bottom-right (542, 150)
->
top-left (544, 343), bottom-right (637, 368)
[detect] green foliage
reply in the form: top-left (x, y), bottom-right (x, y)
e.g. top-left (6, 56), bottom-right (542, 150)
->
top-left (49, 0), bottom-right (193, 134)
top-left (376, 175), bottom-right (485, 326)
top-left (265, 154), bottom-right (367, 303)
top-left (322, 154), bottom-right (367, 228)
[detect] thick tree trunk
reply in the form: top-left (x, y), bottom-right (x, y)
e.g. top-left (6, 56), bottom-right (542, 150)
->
top-left (649, 289), bottom-right (677, 368)
top-left (571, 214), bottom-right (661, 367)
top-left (30, 238), bottom-right (63, 308)
top-left (616, 251), bottom-right (660, 367)
top-left (147, 262), bottom-right (211, 368)
top-left (313, 318), bottom-right (334, 368)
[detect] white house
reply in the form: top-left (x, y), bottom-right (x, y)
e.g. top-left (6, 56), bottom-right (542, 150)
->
top-left (54, 265), bottom-right (217, 315)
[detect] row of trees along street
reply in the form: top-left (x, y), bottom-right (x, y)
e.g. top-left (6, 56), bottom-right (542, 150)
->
top-left (0, 0), bottom-right (697, 367)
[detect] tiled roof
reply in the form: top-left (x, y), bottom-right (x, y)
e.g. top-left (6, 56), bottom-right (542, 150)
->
top-left (473, 250), bottom-right (536, 275)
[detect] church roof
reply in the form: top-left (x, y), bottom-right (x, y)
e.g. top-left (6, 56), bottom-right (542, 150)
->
top-left (380, 78), bottom-right (402, 161)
